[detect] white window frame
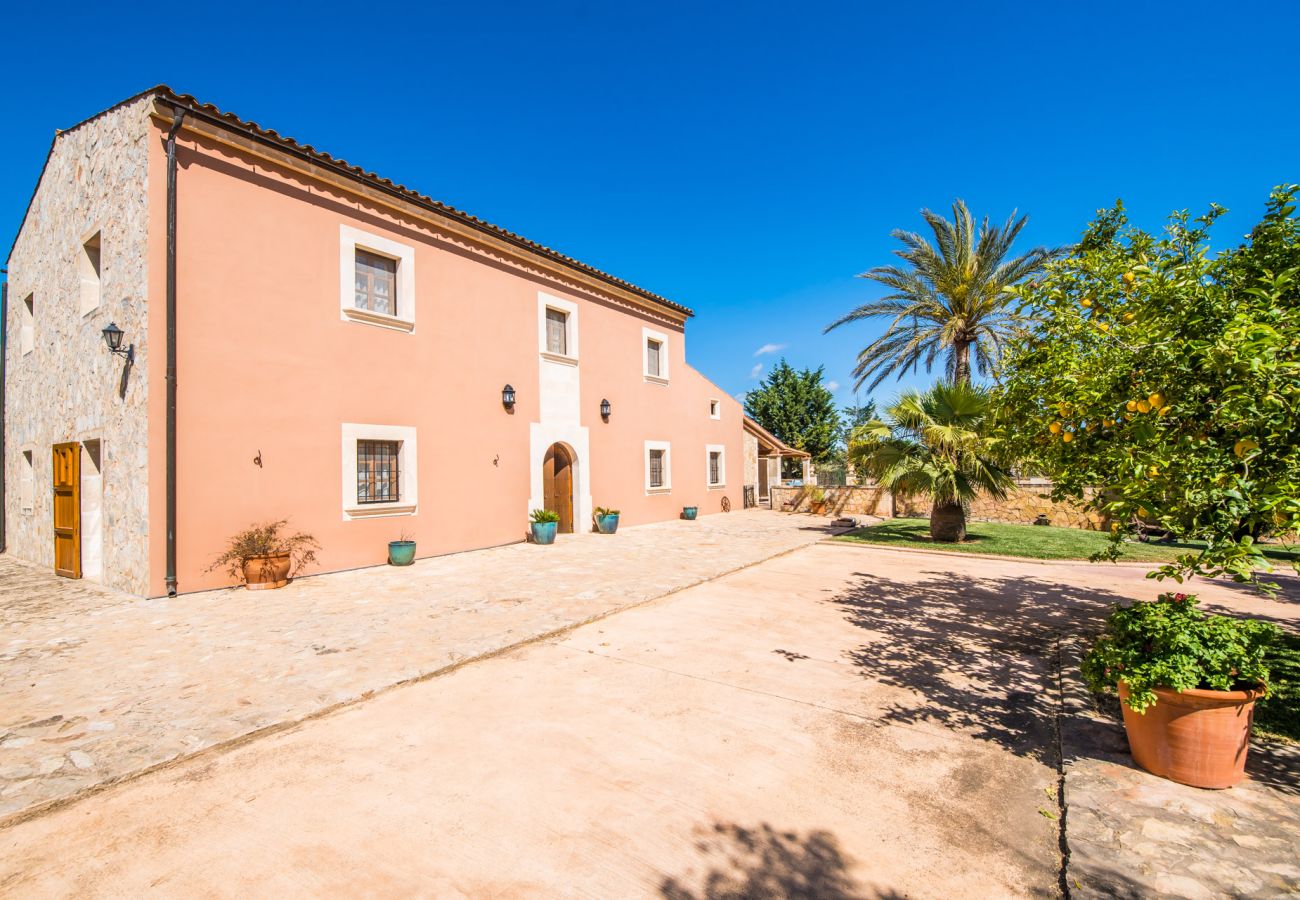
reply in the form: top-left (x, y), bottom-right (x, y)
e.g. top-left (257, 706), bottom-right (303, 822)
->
top-left (709, 398), bottom-right (721, 420)
top-left (339, 224), bottom-right (416, 332)
top-left (20, 293), bottom-right (34, 356)
top-left (537, 292), bottom-right (579, 365)
top-left (642, 327), bottom-right (670, 384)
top-left (79, 228), bottom-right (102, 316)
top-left (706, 444), bottom-right (726, 489)
top-left (645, 440), bottom-right (672, 494)
top-left (20, 448), bottom-right (35, 514)
top-left (341, 423), bottom-right (418, 519)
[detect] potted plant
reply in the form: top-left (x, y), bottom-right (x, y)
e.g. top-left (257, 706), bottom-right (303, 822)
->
top-left (681, 506), bottom-right (698, 520)
top-left (594, 507), bottom-right (621, 534)
top-left (807, 486), bottom-right (827, 515)
top-left (530, 508), bottom-right (560, 544)
top-left (1081, 592), bottom-right (1277, 788)
top-left (207, 520), bottom-right (319, 590)
top-left (388, 530), bottom-right (416, 566)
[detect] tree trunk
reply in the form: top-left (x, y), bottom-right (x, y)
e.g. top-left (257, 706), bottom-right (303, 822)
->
top-left (953, 340), bottom-right (971, 384)
top-left (930, 501), bottom-right (967, 542)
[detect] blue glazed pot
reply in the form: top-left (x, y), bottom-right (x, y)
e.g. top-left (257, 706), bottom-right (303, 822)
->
top-left (595, 514), bottom-right (620, 534)
top-left (531, 521), bottom-right (558, 544)
top-left (388, 540), bottom-right (416, 566)
top-left (682, 506), bottom-right (698, 520)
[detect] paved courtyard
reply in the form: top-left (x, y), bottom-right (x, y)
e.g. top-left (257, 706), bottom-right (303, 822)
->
top-left (0, 511), bottom-right (837, 823)
top-left (2, 524), bottom-right (1297, 897)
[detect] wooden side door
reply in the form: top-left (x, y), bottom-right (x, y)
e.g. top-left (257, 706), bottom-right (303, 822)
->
top-left (52, 442), bottom-right (81, 579)
top-left (542, 444), bottom-right (575, 534)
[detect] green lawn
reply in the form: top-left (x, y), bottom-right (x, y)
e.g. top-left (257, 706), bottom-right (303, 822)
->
top-left (834, 518), bottom-right (1300, 565)
top-left (1257, 630), bottom-right (1300, 743)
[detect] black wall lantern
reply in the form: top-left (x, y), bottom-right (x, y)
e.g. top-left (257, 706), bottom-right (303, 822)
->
top-left (600, 398), bottom-right (611, 421)
top-left (502, 384), bottom-right (516, 410)
top-left (101, 322), bottom-right (135, 365)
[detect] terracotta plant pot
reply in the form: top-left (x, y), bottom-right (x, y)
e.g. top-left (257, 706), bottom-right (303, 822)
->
top-left (1118, 681), bottom-right (1264, 789)
top-left (241, 551), bottom-right (291, 590)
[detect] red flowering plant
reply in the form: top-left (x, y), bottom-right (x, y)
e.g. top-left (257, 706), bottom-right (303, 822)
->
top-left (1081, 592), bottom-right (1277, 712)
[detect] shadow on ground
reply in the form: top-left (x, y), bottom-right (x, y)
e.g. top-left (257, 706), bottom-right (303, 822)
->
top-left (828, 569), bottom-right (1130, 762)
top-left (658, 822), bottom-right (903, 900)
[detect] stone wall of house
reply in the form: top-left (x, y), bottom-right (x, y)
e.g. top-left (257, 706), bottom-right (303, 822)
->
top-left (743, 431), bottom-right (759, 488)
top-left (770, 484), bottom-right (892, 517)
top-left (4, 97), bottom-right (153, 594)
top-left (895, 480), bottom-right (1107, 531)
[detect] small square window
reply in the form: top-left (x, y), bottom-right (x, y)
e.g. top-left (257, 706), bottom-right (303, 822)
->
top-left (357, 439), bottom-right (401, 504)
top-left (80, 232), bottom-right (101, 315)
top-left (546, 308), bottom-right (568, 356)
top-left (354, 250), bottom-right (398, 317)
top-left (709, 399), bottom-right (720, 419)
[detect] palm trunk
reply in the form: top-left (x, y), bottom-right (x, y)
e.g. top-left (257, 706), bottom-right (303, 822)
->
top-left (930, 501), bottom-right (967, 542)
top-left (953, 340), bottom-right (971, 384)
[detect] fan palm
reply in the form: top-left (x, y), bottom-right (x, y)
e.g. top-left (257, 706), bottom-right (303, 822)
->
top-left (826, 199), bottom-right (1060, 389)
top-left (850, 381), bottom-right (1013, 542)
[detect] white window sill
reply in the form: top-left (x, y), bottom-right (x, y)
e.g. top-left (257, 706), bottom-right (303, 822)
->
top-left (344, 502), bottom-right (417, 520)
top-left (343, 307), bottom-right (415, 333)
top-left (540, 351), bottom-right (579, 366)
top-left (644, 374), bottom-right (670, 386)
top-left (707, 484), bottom-right (726, 490)
top-left (646, 487), bottom-right (672, 495)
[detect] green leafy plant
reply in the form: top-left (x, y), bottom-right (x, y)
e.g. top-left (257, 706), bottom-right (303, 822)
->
top-left (207, 520), bottom-right (319, 583)
top-left (594, 507), bottom-right (620, 517)
top-left (530, 508), bottom-right (561, 524)
top-left (808, 487), bottom-right (826, 505)
top-left (1081, 592), bottom-right (1278, 712)
top-left (744, 359), bottom-right (842, 467)
top-left (994, 185), bottom-right (1300, 590)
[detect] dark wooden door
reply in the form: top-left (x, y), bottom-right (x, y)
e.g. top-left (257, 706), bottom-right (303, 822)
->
top-left (543, 443), bottom-right (574, 534)
top-left (52, 442), bottom-right (81, 579)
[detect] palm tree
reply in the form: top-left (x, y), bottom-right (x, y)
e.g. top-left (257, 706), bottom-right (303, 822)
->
top-left (850, 381), bottom-right (1012, 542)
top-left (826, 200), bottom-right (1060, 389)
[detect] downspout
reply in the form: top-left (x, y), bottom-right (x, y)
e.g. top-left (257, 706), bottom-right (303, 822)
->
top-left (165, 110), bottom-right (185, 596)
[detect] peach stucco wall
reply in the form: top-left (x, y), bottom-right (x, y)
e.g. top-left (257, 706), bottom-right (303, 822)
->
top-left (147, 125), bottom-right (742, 595)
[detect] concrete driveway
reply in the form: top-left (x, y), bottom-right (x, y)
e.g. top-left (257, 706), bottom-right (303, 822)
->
top-left (2, 540), bottom-right (1295, 897)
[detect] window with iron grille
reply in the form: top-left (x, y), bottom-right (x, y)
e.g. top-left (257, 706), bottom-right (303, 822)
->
top-left (646, 339), bottom-right (662, 377)
top-left (546, 308), bottom-right (568, 355)
top-left (357, 440), bottom-right (400, 503)
top-left (354, 250), bottom-right (397, 315)
top-left (648, 448), bottom-right (665, 488)
top-left (709, 451), bottom-right (722, 485)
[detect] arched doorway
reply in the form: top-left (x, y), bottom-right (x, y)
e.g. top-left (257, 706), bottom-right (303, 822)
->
top-left (543, 443), bottom-right (575, 534)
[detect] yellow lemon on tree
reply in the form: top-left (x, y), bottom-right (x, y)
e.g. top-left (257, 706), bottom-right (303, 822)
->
top-left (1158, 405), bottom-right (1172, 416)
top-left (1234, 439), bottom-right (1259, 459)
top-left (1122, 312), bottom-right (1136, 323)
top-left (1123, 271), bottom-right (1136, 285)
top-left (1103, 417), bottom-right (1115, 427)
top-left (1097, 321), bottom-right (1110, 332)
top-left (1049, 422), bottom-right (1063, 434)
top-left (1148, 466), bottom-right (1160, 477)
top-left (1126, 400), bottom-right (1138, 412)
top-left (1062, 432), bottom-right (1074, 443)
top-left (1137, 400), bottom-right (1152, 414)
top-left (1138, 506), bottom-right (1149, 518)
top-left (1081, 297), bottom-right (1093, 308)
top-left (1148, 392), bottom-right (1164, 407)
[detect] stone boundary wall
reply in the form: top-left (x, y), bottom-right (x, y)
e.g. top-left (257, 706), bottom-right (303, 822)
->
top-left (774, 481), bottom-right (1106, 530)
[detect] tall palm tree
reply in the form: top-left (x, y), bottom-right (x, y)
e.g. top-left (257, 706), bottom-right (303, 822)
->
top-left (850, 381), bottom-right (1012, 542)
top-left (826, 200), bottom-right (1060, 389)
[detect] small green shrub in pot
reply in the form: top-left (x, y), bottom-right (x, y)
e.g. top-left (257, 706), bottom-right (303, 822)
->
top-left (594, 506), bottom-right (621, 535)
top-left (530, 508), bottom-right (561, 545)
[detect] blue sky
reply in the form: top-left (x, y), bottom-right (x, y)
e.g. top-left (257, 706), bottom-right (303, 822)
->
top-left (3, 1), bottom-right (1295, 412)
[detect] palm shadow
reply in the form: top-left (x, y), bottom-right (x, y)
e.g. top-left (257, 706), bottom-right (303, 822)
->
top-left (658, 822), bottom-right (901, 900)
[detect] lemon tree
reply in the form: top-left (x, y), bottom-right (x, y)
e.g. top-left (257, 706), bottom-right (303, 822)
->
top-left (994, 186), bottom-right (1300, 588)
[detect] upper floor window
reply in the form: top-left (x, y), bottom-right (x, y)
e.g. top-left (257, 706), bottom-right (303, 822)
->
top-left (339, 224), bottom-right (416, 332)
top-left (537, 293), bottom-right (579, 362)
top-left (709, 399), bottom-right (721, 419)
top-left (354, 250), bottom-right (397, 317)
top-left (546, 308), bottom-right (569, 355)
top-left (642, 327), bottom-right (670, 383)
top-left (79, 231), bottom-right (101, 315)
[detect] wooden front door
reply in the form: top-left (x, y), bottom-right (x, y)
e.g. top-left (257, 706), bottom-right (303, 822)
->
top-left (543, 443), bottom-right (574, 534)
top-left (52, 442), bottom-right (81, 579)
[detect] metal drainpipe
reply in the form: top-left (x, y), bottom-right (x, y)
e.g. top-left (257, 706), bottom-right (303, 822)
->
top-left (165, 110), bottom-right (185, 597)
top-left (1, 276), bottom-right (7, 554)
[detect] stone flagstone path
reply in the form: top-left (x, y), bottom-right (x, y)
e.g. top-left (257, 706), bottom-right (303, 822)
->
top-left (0, 510), bottom-right (838, 823)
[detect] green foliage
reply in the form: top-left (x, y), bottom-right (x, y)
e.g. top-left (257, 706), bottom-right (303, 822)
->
top-left (207, 520), bottom-right (319, 583)
top-left (826, 199), bottom-right (1060, 388)
top-left (594, 506), bottom-right (620, 517)
top-left (1081, 593), bottom-right (1277, 713)
top-left (849, 381), bottom-right (1013, 507)
top-left (1256, 630), bottom-right (1300, 742)
top-left (530, 508), bottom-right (561, 524)
top-left (993, 185), bottom-right (1300, 590)
top-left (744, 359), bottom-right (841, 462)
top-left (838, 400), bottom-right (878, 448)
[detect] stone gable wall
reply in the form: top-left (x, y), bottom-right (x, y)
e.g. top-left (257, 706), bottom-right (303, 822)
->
top-left (4, 98), bottom-right (153, 594)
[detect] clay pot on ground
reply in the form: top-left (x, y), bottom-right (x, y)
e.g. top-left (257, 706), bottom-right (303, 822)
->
top-left (1118, 682), bottom-right (1264, 789)
top-left (241, 552), bottom-right (292, 590)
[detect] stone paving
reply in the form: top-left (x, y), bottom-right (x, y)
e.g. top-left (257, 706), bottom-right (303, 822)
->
top-left (0, 510), bottom-right (838, 823)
